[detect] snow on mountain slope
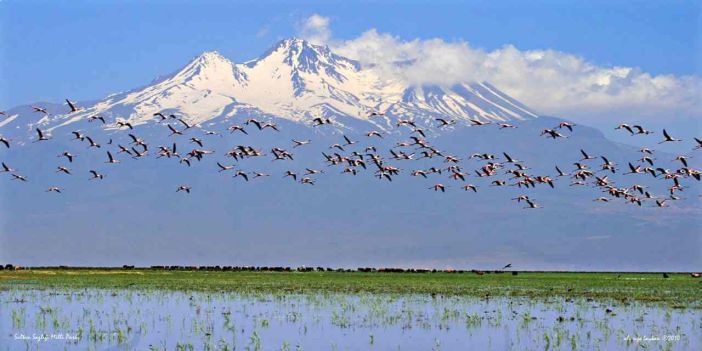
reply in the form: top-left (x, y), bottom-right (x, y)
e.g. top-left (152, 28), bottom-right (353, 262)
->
top-left (5, 38), bottom-right (539, 135)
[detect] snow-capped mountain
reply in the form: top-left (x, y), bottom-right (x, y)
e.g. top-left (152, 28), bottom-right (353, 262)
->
top-left (4, 38), bottom-right (538, 136)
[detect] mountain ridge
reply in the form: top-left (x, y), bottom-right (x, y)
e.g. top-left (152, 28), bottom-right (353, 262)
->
top-left (0, 38), bottom-right (539, 140)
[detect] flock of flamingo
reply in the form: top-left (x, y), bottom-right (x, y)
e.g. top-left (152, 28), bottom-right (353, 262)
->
top-left (1, 99), bottom-right (701, 210)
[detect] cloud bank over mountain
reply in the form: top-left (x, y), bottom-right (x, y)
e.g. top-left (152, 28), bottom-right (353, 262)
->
top-left (300, 14), bottom-right (701, 122)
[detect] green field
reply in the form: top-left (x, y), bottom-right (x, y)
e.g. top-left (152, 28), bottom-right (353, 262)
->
top-left (1, 269), bottom-right (699, 307)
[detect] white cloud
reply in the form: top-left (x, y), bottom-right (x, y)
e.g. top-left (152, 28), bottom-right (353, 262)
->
top-left (299, 15), bottom-right (701, 121)
top-left (299, 14), bottom-right (331, 45)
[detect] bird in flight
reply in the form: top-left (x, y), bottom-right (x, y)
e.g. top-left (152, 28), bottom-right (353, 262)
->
top-left (46, 186), bottom-right (62, 193)
top-left (1, 162), bottom-right (15, 173)
top-left (556, 122), bottom-right (575, 132)
top-left (11, 174), bottom-right (27, 182)
top-left (66, 99), bottom-right (81, 113)
top-left (540, 129), bottom-right (567, 139)
top-left (658, 129), bottom-right (682, 144)
top-left (32, 106), bottom-right (48, 114)
top-left (499, 123), bottom-right (517, 129)
top-left (89, 170), bottom-right (105, 180)
top-left (105, 151), bottom-right (120, 164)
top-left (615, 124), bottom-right (635, 135)
top-left (34, 128), bottom-right (50, 142)
top-left (87, 115), bottom-right (106, 124)
top-left (312, 117), bottom-right (333, 126)
top-left (292, 139), bottom-right (311, 148)
top-left (115, 120), bottom-right (133, 130)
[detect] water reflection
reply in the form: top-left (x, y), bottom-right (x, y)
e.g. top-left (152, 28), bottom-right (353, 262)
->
top-left (1, 289), bottom-right (698, 350)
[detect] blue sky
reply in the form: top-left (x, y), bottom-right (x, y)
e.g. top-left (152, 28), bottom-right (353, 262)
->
top-left (0, 0), bottom-right (699, 109)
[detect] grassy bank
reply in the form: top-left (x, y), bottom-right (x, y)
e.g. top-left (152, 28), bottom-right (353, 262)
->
top-left (1, 269), bottom-right (699, 306)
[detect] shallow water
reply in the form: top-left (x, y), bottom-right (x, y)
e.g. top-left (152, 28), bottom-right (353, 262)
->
top-left (1, 289), bottom-right (699, 350)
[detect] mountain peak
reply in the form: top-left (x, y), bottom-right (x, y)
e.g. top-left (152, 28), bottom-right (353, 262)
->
top-left (187, 50), bottom-right (233, 68)
top-left (169, 50), bottom-right (241, 83)
top-left (246, 38), bottom-right (357, 72)
top-left (276, 37), bottom-right (309, 48)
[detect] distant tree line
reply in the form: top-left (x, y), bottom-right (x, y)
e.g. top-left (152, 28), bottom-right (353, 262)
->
top-left (1, 264), bottom-right (520, 275)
